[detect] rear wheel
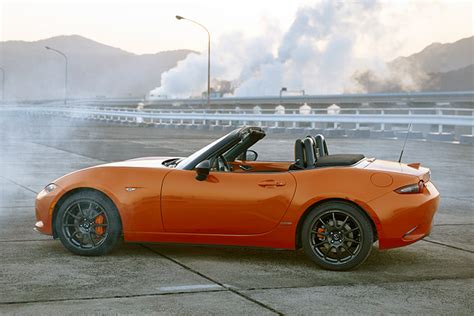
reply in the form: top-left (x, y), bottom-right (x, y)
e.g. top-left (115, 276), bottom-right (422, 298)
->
top-left (301, 201), bottom-right (374, 271)
top-left (55, 190), bottom-right (122, 256)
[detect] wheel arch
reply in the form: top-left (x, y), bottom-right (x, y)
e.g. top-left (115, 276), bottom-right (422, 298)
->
top-left (51, 187), bottom-right (122, 238)
top-left (295, 198), bottom-right (379, 249)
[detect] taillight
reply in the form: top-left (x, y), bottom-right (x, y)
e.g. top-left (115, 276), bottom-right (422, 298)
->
top-left (395, 180), bottom-right (425, 194)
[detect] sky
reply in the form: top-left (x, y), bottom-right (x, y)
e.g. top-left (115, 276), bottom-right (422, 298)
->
top-left (1, 0), bottom-right (473, 60)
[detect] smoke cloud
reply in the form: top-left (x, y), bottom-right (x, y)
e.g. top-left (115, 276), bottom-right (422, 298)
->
top-left (151, 0), bottom-right (389, 97)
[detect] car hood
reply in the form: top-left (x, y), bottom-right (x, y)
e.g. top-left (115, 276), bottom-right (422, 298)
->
top-left (50, 156), bottom-right (183, 188)
top-left (104, 156), bottom-right (185, 168)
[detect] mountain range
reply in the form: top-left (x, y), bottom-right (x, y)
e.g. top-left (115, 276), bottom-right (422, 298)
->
top-left (0, 35), bottom-right (193, 100)
top-left (0, 35), bottom-right (472, 100)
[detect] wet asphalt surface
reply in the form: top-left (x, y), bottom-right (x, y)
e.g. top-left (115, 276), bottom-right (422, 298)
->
top-left (0, 113), bottom-right (473, 315)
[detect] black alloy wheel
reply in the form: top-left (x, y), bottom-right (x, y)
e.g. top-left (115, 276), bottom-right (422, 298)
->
top-left (302, 201), bottom-right (374, 271)
top-left (55, 190), bottom-right (122, 256)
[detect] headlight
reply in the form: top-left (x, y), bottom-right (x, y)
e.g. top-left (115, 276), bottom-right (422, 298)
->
top-left (395, 181), bottom-right (424, 194)
top-left (44, 183), bottom-right (57, 193)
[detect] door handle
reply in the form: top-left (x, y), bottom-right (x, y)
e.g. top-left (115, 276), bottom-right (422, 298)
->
top-left (258, 180), bottom-right (286, 187)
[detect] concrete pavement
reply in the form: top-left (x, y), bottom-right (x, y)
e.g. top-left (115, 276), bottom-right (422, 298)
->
top-left (0, 113), bottom-right (472, 314)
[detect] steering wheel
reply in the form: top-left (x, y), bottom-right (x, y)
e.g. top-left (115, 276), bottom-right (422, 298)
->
top-left (216, 155), bottom-right (230, 172)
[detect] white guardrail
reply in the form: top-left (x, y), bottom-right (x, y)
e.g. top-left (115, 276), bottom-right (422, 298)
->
top-left (3, 104), bottom-right (472, 126)
top-left (47, 106), bottom-right (474, 126)
top-left (2, 103), bottom-right (473, 143)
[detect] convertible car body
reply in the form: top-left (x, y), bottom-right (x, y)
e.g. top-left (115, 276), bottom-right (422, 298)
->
top-left (35, 126), bottom-right (439, 270)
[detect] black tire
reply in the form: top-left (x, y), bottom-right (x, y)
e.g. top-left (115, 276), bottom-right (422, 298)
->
top-left (55, 190), bottom-right (122, 256)
top-left (301, 201), bottom-right (374, 271)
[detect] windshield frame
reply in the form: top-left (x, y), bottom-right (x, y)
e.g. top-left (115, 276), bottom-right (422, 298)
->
top-left (175, 126), bottom-right (265, 170)
top-left (176, 128), bottom-right (241, 170)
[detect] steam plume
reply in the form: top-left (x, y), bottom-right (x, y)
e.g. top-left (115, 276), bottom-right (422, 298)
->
top-left (151, 0), bottom-right (385, 97)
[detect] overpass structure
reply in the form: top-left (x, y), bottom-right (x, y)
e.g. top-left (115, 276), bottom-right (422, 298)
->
top-left (144, 91), bottom-right (474, 108)
top-left (9, 91), bottom-right (473, 109)
top-left (2, 91), bottom-right (473, 144)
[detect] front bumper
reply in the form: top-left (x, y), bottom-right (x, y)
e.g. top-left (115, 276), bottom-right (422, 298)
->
top-left (34, 187), bottom-right (61, 236)
top-left (368, 181), bottom-right (440, 249)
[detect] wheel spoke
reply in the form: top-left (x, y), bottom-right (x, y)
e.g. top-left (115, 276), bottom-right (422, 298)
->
top-left (89, 232), bottom-right (96, 246)
top-left (346, 238), bottom-right (360, 244)
top-left (345, 227), bottom-right (360, 234)
top-left (90, 210), bottom-right (105, 220)
top-left (318, 218), bottom-right (328, 227)
top-left (69, 231), bottom-right (82, 246)
top-left (332, 212), bottom-right (337, 226)
top-left (77, 202), bottom-right (85, 218)
top-left (313, 240), bottom-right (327, 247)
top-left (342, 243), bottom-right (354, 256)
top-left (340, 216), bottom-right (349, 228)
top-left (336, 246), bottom-right (342, 262)
top-left (323, 245), bottom-right (333, 259)
top-left (93, 223), bottom-right (108, 227)
top-left (67, 209), bottom-right (81, 220)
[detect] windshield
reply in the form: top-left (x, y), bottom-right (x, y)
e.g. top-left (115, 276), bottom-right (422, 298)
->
top-left (176, 132), bottom-right (233, 169)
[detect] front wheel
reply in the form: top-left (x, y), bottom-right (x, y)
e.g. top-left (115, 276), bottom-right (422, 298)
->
top-left (301, 201), bottom-right (374, 271)
top-left (55, 190), bottom-right (122, 256)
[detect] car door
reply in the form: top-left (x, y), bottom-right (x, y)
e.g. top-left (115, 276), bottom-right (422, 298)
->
top-left (161, 169), bottom-right (297, 234)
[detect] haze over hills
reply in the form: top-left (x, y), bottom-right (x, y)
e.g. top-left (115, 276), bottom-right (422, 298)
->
top-left (352, 36), bottom-right (474, 93)
top-left (0, 35), bottom-right (472, 100)
top-left (0, 35), bottom-right (193, 100)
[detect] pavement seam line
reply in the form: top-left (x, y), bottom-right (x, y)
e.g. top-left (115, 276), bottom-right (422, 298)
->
top-left (241, 276), bottom-right (474, 292)
top-left (433, 223), bottom-right (474, 226)
top-left (28, 141), bottom-right (108, 163)
top-left (422, 239), bottom-right (474, 254)
top-left (140, 244), bottom-right (283, 316)
top-left (0, 289), bottom-right (225, 306)
top-left (0, 175), bottom-right (38, 194)
top-left (0, 239), bottom-right (52, 243)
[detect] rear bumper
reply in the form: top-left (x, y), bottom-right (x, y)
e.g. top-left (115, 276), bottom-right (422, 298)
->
top-left (368, 181), bottom-right (440, 249)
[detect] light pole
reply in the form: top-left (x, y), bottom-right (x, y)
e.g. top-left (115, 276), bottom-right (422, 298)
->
top-left (279, 87), bottom-right (287, 105)
top-left (176, 15), bottom-right (211, 108)
top-left (45, 46), bottom-right (68, 105)
top-left (0, 67), bottom-right (4, 102)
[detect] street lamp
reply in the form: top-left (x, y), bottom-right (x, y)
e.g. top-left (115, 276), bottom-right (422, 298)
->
top-left (176, 15), bottom-right (211, 108)
top-left (0, 67), bottom-right (5, 102)
top-left (279, 87), bottom-right (287, 105)
top-left (45, 46), bottom-right (68, 105)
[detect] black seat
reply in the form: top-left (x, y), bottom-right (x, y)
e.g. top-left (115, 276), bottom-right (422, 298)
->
top-left (290, 135), bottom-right (365, 170)
top-left (290, 139), bottom-right (305, 170)
top-left (290, 136), bottom-right (317, 170)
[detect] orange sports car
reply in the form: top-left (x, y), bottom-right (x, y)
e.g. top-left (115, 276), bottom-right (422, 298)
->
top-left (35, 126), bottom-right (439, 270)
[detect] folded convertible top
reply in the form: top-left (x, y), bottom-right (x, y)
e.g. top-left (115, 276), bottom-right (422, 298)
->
top-left (315, 154), bottom-right (365, 167)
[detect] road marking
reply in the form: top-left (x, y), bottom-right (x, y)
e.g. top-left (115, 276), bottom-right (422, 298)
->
top-left (422, 239), bottom-right (474, 253)
top-left (157, 284), bottom-right (223, 293)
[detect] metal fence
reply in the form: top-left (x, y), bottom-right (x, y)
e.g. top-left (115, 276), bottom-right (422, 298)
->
top-left (2, 98), bottom-right (473, 144)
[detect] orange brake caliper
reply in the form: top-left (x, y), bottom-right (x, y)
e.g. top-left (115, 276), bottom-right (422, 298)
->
top-left (316, 227), bottom-right (326, 239)
top-left (95, 215), bottom-right (105, 235)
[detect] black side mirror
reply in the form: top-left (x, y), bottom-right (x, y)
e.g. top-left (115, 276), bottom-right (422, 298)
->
top-left (246, 149), bottom-right (258, 161)
top-left (195, 160), bottom-right (211, 181)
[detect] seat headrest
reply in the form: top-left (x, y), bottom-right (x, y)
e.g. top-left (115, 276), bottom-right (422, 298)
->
top-left (303, 137), bottom-right (316, 168)
top-left (293, 139), bottom-right (305, 169)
